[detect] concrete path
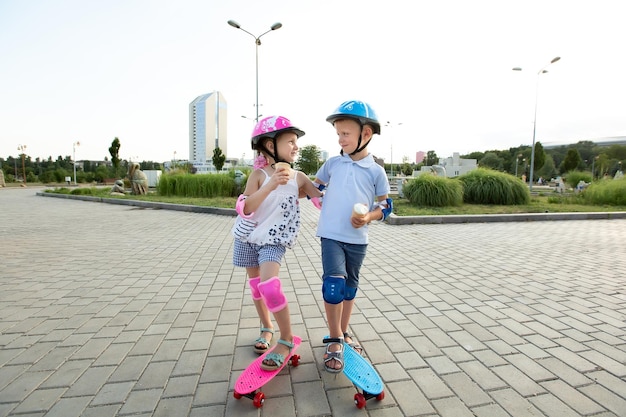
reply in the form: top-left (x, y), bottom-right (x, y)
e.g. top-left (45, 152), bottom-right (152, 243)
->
top-left (1, 187), bottom-right (624, 417)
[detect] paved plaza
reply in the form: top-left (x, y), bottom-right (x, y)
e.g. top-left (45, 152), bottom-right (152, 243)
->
top-left (1, 186), bottom-right (625, 417)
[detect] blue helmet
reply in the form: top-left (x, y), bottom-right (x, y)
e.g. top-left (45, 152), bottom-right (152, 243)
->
top-left (326, 100), bottom-right (381, 135)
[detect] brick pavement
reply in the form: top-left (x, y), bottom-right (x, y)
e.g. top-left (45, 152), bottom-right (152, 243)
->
top-left (0, 187), bottom-right (625, 417)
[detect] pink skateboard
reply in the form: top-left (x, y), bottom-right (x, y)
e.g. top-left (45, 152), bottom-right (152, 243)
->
top-left (233, 335), bottom-right (302, 408)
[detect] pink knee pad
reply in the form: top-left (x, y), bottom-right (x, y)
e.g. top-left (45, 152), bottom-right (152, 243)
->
top-left (249, 276), bottom-right (262, 300)
top-left (257, 276), bottom-right (288, 313)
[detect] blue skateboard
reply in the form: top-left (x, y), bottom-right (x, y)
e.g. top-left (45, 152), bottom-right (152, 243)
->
top-left (324, 337), bottom-right (385, 408)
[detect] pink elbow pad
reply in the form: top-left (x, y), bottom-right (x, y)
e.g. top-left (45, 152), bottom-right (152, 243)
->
top-left (236, 195), bottom-right (254, 218)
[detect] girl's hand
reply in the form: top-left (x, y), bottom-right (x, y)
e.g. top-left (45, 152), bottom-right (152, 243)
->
top-left (269, 167), bottom-right (290, 188)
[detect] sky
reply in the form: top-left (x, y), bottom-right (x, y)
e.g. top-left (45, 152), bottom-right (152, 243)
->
top-left (1, 0), bottom-right (625, 166)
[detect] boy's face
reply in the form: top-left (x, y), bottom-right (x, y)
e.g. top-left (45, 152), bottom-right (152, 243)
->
top-left (273, 131), bottom-right (299, 162)
top-left (333, 119), bottom-right (362, 154)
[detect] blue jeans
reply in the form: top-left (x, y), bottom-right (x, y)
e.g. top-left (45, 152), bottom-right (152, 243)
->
top-left (320, 238), bottom-right (367, 289)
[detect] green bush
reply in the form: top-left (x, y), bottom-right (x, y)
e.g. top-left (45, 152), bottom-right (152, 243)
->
top-left (564, 170), bottom-right (592, 189)
top-left (458, 168), bottom-right (530, 205)
top-left (157, 172), bottom-right (244, 198)
top-left (402, 174), bottom-right (463, 207)
top-left (582, 177), bottom-right (626, 205)
top-left (70, 187), bottom-right (101, 196)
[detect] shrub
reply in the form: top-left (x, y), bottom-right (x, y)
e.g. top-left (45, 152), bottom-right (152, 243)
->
top-left (70, 187), bottom-right (100, 196)
top-left (458, 168), bottom-right (530, 205)
top-left (582, 177), bottom-right (626, 205)
top-left (402, 174), bottom-right (463, 207)
top-left (157, 172), bottom-right (241, 198)
top-left (564, 170), bottom-right (592, 189)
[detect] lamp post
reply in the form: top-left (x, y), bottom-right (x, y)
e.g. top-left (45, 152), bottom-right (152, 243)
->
top-left (228, 20), bottom-right (282, 122)
top-left (513, 56), bottom-right (560, 191)
top-left (17, 144), bottom-right (27, 184)
top-left (591, 155), bottom-right (598, 180)
top-left (242, 114), bottom-right (263, 123)
top-left (515, 153), bottom-right (522, 177)
top-left (72, 141), bottom-right (80, 185)
top-left (384, 121), bottom-right (402, 177)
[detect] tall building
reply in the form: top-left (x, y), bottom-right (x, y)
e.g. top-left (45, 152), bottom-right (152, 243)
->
top-left (189, 91), bottom-right (227, 172)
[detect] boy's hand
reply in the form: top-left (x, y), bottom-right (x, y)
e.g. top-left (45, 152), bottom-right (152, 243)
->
top-left (351, 212), bottom-right (370, 228)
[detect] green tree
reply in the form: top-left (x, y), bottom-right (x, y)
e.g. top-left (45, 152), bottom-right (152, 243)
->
top-left (400, 160), bottom-right (413, 176)
top-left (536, 154), bottom-right (557, 180)
top-left (109, 138), bottom-right (121, 176)
top-left (606, 144), bottom-right (626, 160)
top-left (213, 147), bottom-right (226, 171)
top-left (425, 150), bottom-right (439, 166)
top-left (94, 165), bottom-right (110, 182)
top-left (464, 151), bottom-right (485, 161)
top-left (296, 145), bottom-right (321, 174)
top-left (479, 152), bottom-right (504, 170)
top-left (532, 142), bottom-right (546, 174)
top-left (560, 148), bottom-right (582, 173)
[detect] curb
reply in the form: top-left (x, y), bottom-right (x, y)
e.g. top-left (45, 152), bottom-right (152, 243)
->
top-left (36, 192), bottom-right (236, 217)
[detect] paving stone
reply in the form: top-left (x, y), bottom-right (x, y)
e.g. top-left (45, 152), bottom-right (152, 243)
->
top-left (1, 188), bottom-right (624, 417)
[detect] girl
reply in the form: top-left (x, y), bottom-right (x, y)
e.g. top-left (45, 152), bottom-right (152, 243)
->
top-left (232, 115), bottom-right (322, 370)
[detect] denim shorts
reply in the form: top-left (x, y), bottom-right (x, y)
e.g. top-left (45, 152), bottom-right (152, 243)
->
top-left (320, 237), bottom-right (367, 289)
top-left (233, 240), bottom-right (286, 267)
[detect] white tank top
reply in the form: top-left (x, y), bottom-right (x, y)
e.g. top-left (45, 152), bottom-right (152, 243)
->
top-left (236, 170), bottom-right (301, 248)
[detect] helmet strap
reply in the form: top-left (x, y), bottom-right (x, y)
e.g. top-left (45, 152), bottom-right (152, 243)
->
top-left (349, 126), bottom-right (371, 155)
top-left (258, 139), bottom-right (284, 166)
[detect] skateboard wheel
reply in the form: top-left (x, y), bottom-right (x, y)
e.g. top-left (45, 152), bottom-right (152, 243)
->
top-left (354, 393), bottom-right (366, 409)
top-left (253, 392), bottom-right (265, 408)
top-left (233, 391), bottom-right (242, 399)
top-left (376, 391), bottom-right (385, 401)
top-left (291, 354), bottom-right (300, 366)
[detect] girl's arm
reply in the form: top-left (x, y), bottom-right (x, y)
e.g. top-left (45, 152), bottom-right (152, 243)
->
top-left (296, 171), bottom-right (323, 198)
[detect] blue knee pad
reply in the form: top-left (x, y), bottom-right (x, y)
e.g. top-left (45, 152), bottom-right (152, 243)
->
top-left (344, 285), bottom-right (358, 301)
top-left (322, 275), bottom-right (345, 304)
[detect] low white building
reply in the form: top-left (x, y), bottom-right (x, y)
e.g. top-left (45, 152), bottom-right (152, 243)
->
top-left (143, 170), bottom-right (162, 187)
top-left (414, 152), bottom-right (477, 178)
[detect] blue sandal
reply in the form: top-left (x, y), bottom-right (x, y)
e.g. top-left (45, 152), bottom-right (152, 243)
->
top-left (343, 332), bottom-right (363, 355)
top-left (260, 339), bottom-right (294, 371)
top-left (253, 327), bottom-right (274, 354)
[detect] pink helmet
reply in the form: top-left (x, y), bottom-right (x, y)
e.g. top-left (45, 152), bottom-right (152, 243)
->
top-left (250, 116), bottom-right (305, 150)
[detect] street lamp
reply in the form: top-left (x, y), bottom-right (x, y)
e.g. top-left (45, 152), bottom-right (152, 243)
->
top-left (242, 114), bottom-right (263, 123)
top-left (515, 153), bottom-right (522, 177)
top-left (17, 144), bottom-right (27, 184)
top-left (384, 121), bottom-right (402, 177)
top-left (513, 56), bottom-right (561, 191)
top-left (591, 155), bottom-right (599, 180)
top-left (73, 141), bottom-right (80, 185)
top-left (228, 20), bottom-right (282, 122)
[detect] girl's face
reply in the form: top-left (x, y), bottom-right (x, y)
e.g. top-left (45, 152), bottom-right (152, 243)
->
top-left (274, 132), bottom-right (299, 163)
top-left (333, 119), bottom-right (362, 154)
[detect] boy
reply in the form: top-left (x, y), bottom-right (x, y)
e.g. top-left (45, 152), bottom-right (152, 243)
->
top-left (313, 100), bottom-right (392, 372)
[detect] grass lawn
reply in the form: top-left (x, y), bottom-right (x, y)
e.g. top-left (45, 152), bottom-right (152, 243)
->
top-left (38, 184), bottom-right (626, 216)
